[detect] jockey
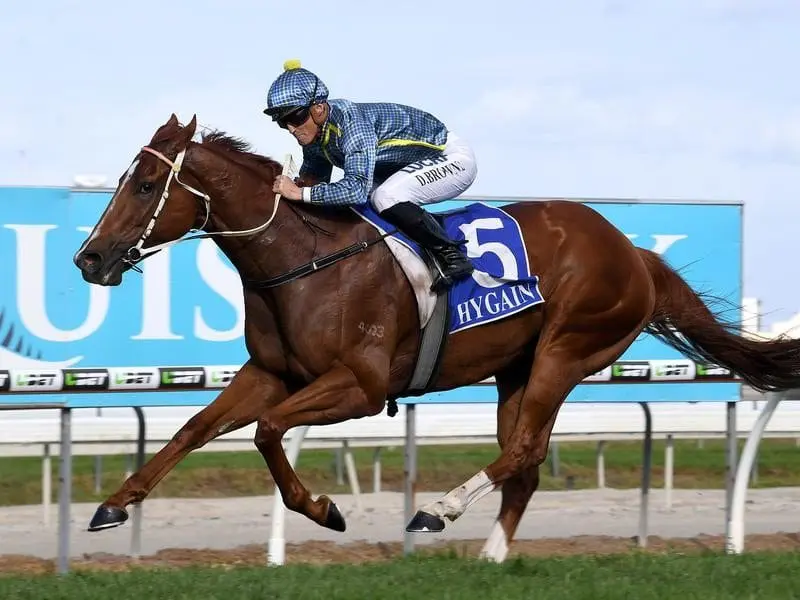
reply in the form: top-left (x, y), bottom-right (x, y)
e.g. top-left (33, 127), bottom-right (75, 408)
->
top-left (263, 59), bottom-right (478, 292)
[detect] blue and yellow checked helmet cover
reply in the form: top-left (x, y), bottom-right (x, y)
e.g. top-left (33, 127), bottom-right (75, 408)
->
top-left (264, 59), bottom-right (329, 119)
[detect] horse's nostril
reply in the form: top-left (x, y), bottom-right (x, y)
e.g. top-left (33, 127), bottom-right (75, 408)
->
top-left (76, 252), bottom-right (103, 274)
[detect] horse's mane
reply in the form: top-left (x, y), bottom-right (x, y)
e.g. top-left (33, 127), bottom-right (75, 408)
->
top-left (197, 129), bottom-right (361, 226)
top-left (199, 130), bottom-right (283, 180)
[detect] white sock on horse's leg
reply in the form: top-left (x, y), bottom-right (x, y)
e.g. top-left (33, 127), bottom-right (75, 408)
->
top-left (479, 519), bottom-right (510, 563)
top-left (418, 470), bottom-right (496, 522)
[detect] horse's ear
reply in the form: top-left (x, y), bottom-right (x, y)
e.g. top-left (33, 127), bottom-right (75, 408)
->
top-left (182, 114), bottom-right (198, 143)
top-left (149, 113), bottom-right (182, 145)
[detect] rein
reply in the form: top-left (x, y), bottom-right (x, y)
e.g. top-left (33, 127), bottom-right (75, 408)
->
top-left (243, 231), bottom-right (394, 289)
top-left (130, 143), bottom-right (397, 287)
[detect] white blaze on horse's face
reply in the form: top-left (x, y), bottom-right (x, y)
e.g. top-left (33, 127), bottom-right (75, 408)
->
top-left (75, 157), bottom-right (140, 257)
top-left (121, 158), bottom-right (141, 189)
top-left (72, 151), bottom-right (163, 286)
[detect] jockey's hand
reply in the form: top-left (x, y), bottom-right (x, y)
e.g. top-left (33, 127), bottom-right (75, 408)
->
top-left (272, 175), bottom-right (302, 201)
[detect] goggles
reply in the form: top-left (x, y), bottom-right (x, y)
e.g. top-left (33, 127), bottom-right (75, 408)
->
top-left (276, 105), bottom-right (311, 129)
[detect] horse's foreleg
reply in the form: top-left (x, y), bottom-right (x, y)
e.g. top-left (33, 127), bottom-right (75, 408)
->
top-left (253, 362), bottom-right (387, 532)
top-left (88, 361), bottom-right (288, 531)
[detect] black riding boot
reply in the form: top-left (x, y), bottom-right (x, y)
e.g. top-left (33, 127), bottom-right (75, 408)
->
top-left (379, 201), bottom-right (474, 292)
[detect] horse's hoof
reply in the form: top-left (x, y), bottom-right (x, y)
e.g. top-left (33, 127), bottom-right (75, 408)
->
top-left (87, 505), bottom-right (128, 532)
top-left (323, 500), bottom-right (347, 532)
top-left (405, 510), bottom-right (445, 533)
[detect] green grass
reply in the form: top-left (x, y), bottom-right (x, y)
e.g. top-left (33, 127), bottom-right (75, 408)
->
top-left (2, 551), bottom-right (800, 600)
top-left (1, 437), bottom-right (799, 507)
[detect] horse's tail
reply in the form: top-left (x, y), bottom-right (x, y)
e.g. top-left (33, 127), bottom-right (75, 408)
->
top-left (640, 248), bottom-right (800, 392)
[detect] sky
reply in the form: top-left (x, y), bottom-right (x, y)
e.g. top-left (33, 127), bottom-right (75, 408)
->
top-left (1, 0), bottom-right (799, 327)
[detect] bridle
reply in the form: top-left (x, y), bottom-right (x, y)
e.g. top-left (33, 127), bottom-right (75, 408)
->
top-left (118, 140), bottom-right (393, 291)
top-left (122, 144), bottom-right (291, 268)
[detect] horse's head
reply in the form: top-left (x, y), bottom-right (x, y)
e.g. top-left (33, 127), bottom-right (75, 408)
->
top-left (73, 113), bottom-right (208, 286)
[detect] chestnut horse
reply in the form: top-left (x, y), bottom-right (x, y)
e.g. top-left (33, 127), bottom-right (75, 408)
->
top-left (73, 114), bottom-right (800, 562)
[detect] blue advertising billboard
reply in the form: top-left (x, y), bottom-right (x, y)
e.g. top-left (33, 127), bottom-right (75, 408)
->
top-left (0, 186), bottom-right (742, 406)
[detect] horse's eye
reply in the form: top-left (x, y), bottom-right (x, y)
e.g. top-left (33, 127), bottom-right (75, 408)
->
top-left (138, 182), bottom-right (154, 195)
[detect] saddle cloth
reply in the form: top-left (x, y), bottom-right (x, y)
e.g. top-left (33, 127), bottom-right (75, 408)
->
top-left (351, 202), bottom-right (545, 334)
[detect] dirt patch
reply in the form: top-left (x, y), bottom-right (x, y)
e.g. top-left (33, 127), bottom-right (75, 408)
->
top-left (2, 532), bottom-right (799, 576)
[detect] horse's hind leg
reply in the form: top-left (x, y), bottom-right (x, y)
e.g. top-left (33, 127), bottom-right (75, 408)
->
top-left (406, 272), bottom-right (652, 532)
top-left (473, 360), bottom-right (557, 562)
top-left (480, 398), bottom-right (557, 562)
top-left (87, 361), bottom-right (288, 531)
